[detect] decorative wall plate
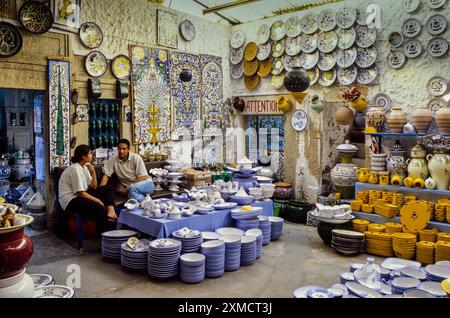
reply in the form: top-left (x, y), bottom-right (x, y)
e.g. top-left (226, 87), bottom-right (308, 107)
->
top-left (387, 50), bottom-right (407, 69)
top-left (426, 0), bottom-right (447, 9)
top-left (271, 74), bottom-right (285, 89)
top-left (79, 22), bottom-right (103, 49)
top-left (244, 74), bottom-right (260, 90)
top-left (402, 39), bottom-right (422, 58)
top-left (336, 7), bottom-right (357, 29)
top-left (243, 59), bottom-right (259, 76)
top-left (356, 8), bottom-right (368, 25)
top-left (112, 55), bottom-right (131, 79)
top-left (307, 67), bottom-right (320, 85)
top-left (257, 42), bottom-right (271, 60)
top-left (300, 51), bottom-right (320, 70)
top-left (403, 0), bottom-right (421, 13)
top-left (257, 24), bottom-right (271, 44)
top-left (318, 9), bottom-right (337, 32)
top-left (427, 36), bottom-right (448, 57)
top-left (85, 51), bottom-right (108, 78)
top-left (337, 27), bottom-right (356, 49)
top-left (291, 110), bottom-right (308, 131)
top-left (372, 93), bottom-right (392, 113)
top-left (230, 30), bottom-right (246, 48)
top-left (402, 18), bottom-right (422, 38)
top-left (271, 57), bottom-right (284, 75)
top-left (301, 13), bottom-right (318, 34)
top-left (357, 65), bottom-right (377, 84)
top-left (286, 36), bottom-right (301, 56)
top-left (427, 76), bottom-right (448, 96)
top-left (318, 68), bottom-right (337, 86)
top-left (284, 55), bottom-right (301, 72)
top-left (317, 31), bottom-right (338, 53)
top-left (244, 42), bottom-right (258, 61)
top-left (271, 39), bottom-right (285, 57)
top-left (300, 33), bottom-right (318, 53)
top-left (337, 48), bottom-right (357, 68)
top-left (258, 59), bottom-right (273, 77)
top-left (0, 22), bottom-right (23, 57)
top-left (356, 47), bottom-right (377, 68)
top-left (337, 65), bottom-right (358, 85)
top-left (426, 14), bottom-right (447, 35)
top-left (179, 19), bottom-right (196, 41)
top-left (286, 16), bottom-right (302, 38)
top-left (231, 61), bottom-right (244, 79)
top-left (427, 97), bottom-right (447, 113)
top-left (230, 46), bottom-right (244, 65)
top-left (19, 1), bottom-right (53, 34)
top-left (270, 20), bottom-right (285, 41)
top-left (388, 32), bottom-right (404, 48)
top-left (356, 25), bottom-right (377, 48)
top-left (318, 51), bottom-right (337, 71)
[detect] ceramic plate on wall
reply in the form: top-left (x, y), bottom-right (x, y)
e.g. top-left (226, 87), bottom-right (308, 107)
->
top-left (258, 59), bottom-right (273, 77)
top-left (426, 14), bottom-right (447, 35)
top-left (230, 30), bottom-right (246, 48)
top-left (244, 42), bottom-right (258, 61)
top-left (427, 97), bottom-right (447, 113)
top-left (337, 65), bottom-right (358, 85)
top-left (257, 24), bottom-right (271, 44)
top-left (387, 50), bottom-right (407, 69)
top-left (271, 39), bottom-right (285, 57)
top-left (357, 65), bottom-right (377, 84)
top-left (317, 31), bottom-right (338, 53)
top-left (244, 74), bottom-right (260, 90)
top-left (372, 93), bottom-right (392, 113)
top-left (300, 33), bottom-right (318, 53)
top-left (403, 0), bottom-right (421, 13)
top-left (179, 20), bottom-right (195, 41)
top-left (286, 36), bottom-right (301, 56)
top-left (336, 47), bottom-right (357, 68)
top-left (231, 61), bottom-right (244, 79)
top-left (427, 36), bottom-right (449, 57)
top-left (271, 57), bottom-right (284, 75)
top-left (318, 51), bottom-right (337, 71)
top-left (427, 76), bottom-right (448, 96)
top-left (230, 46), bottom-right (244, 65)
top-left (403, 39), bottom-right (422, 58)
top-left (284, 55), bottom-right (301, 72)
top-left (291, 110), bottom-right (308, 131)
top-left (356, 25), bottom-right (377, 48)
top-left (356, 9), bottom-right (368, 26)
top-left (336, 7), bottom-right (357, 29)
top-left (243, 59), bottom-right (259, 76)
top-left (318, 68), bottom-right (337, 86)
top-left (85, 51), bottom-right (108, 78)
top-left (271, 74), bottom-right (285, 89)
top-left (402, 18), bottom-right (422, 38)
top-left (301, 13), bottom-right (318, 34)
top-left (270, 21), bottom-right (286, 41)
top-left (426, 0), bottom-right (447, 9)
top-left (307, 67), bottom-right (320, 85)
top-left (79, 22), bottom-right (103, 49)
top-left (112, 55), bottom-right (131, 79)
top-left (300, 51), bottom-right (320, 70)
top-left (19, 1), bottom-right (53, 34)
top-left (318, 9), bottom-right (337, 32)
top-left (257, 42), bottom-right (271, 61)
top-left (337, 27), bottom-right (356, 49)
top-left (286, 16), bottom-right (302, 38)
top-left (0, 22), bottom-right (23, 57)
top-left (356, 47), bottom-right (377, 68)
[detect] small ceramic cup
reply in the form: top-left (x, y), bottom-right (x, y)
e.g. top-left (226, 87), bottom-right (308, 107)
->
top-left (403, 177), bottom-right (415, 188)
top-left (391, 175), bottom-right (402, 186)
top-left (414, 178), bottom-right (425, 189)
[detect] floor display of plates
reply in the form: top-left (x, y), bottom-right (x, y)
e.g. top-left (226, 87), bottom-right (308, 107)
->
top-left (235, 218), bottom-right (260, 231)
top-left (33, 285), bottom-right (75, 298)
top-left (29, 274), bottom-right (55, 289)
top-left (246, 229), bottom-right (263, 258)
top-left (241, 236), bottom-right (257, 266)
top-left (269, 216), bottom-right (284, 241)
top-left (201, 240), bottom-right (226, 278)
top-left (179, 253), bottom-right (206, 284)
top-left (101, 230), bottom-right (138, 261)
top-left (121, 241), bottom-right (149, 271)
top-left (331, 230), bottom-right (365, 255)
top-left (172, 230), bottom-right (203, 254)
top-left (148, 239), bottom-right (182, 279)
top-left (220, 235), bottom-right (242, 272)
top-left (202, 231), bottom-right (221, 241)
top-left (259, 215), bottom-right (272, 245)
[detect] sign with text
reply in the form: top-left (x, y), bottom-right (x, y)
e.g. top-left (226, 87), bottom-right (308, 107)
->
top-left (238, 95), bottom-right (284, 115)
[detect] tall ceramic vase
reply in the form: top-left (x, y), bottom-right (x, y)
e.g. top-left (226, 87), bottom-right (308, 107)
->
top-left (365, 106), bottom-right (385, 131)
top-left (435, 108), bottom-right (450, 134)
top-left (387, 107), bottom-right (407, 133)
top-left (411, 108), bottom-right (432, 134)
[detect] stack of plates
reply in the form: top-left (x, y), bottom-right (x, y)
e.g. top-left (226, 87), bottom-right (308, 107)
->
top-left (437, 232), bottom-right (450, 243)
top-left (231, 207), bottom-right (263, 220)
top-left (172, 230), bottom-right (203, 254)
top-left (201, 240), bottom-right (225, 278)
top-left (246, 229), bottom-right (263, 258)
top-left (424, 264), bottom-right (450, 282)
top-left (33, 285), bottom-right (75, 298)
top-left (385, 222), bottom-right (403, 234)
top-left (240, 236), bottom-right (257, 266)
top-left (179, 253), bottom-right (205, 284)
top-left (220, 235), bottom-right (242, 271)
top-left (121, 241), bottom-right (149, 270)
top-left (364, 231), bottom-right (394, 257)
top-left (101, 230), bottom-right (138, 261)
top-left (417, 281), bottom-right (448, 297)
top-left (392, 233), bottom-right (417, 260)
top-left (367, 223), bottom-right (386, 233)
top-left (258, 215), bottom-right (272, 245)
top-left (331, 230), bottom-right (365, 255)
top-left (202, 231), bottom-right (221, 241)
top-left (147, 238), bottom-right (181, 279)
top-left (419, 228), bottom-right (437, 242)
top-left (215, 227), bottom-right (245, 237)
top-left (416, 241), bottom-right (435, 265)
top-left (391, 277), bottom-right (421, 294)
top-left (29, 274), bottom-right (54, 289)
top-left (269, 216), bottom-right (284, 241)
top-left (435, 240), bottom-right (450, 262)
top-left (235, 218), bottom-right (260, 231)
top-left (352, 219), bottom-right (369, 233)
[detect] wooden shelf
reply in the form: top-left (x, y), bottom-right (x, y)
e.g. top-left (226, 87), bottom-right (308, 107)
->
top-left (364, 132), bottom-right (450, 138)
top-left (356, 182), bottom-right (450, 197)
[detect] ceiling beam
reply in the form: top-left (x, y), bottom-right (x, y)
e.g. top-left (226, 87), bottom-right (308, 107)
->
top-left (202, 0), bottom-right (262, 15)
top-left (192, 0), bottom-right (240, 25)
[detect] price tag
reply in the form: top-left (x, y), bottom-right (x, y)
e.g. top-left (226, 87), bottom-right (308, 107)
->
top-left (126, 237), bottom-right (139, 250)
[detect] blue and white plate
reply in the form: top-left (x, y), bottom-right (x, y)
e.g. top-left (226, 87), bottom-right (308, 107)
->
top-left (216, 227), bottom-right (245, 237)
top-left (424, 265), bottom-right (450, 281)
top-left (391, 277), bottom-right (421, 292)
top-left (403, 289), bottom-right (436, 298)
top-left (202, 231), bottom-right (221, 241)
top-left (293, 285), bottom-right (321, 298)
top-left (307, 288), bottom-right (335, 298)
top-left (418, 281), bottom-right (447, 297)
top-left (213, 202), bottom-right (238, 210)
top-left (345, 282), bottom-right (382, 298)
top-left (400, 267), bottom-right (427, 281)
top-left (340, 272), bottom-right (355, 284)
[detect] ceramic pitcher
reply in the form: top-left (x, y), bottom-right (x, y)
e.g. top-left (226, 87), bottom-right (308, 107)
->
top-left (307, 94), bottom-right (325, 113)
top-left (406, 145), bottom-right (429, 179)
top-left (426, 152), bottom-right (450, 190)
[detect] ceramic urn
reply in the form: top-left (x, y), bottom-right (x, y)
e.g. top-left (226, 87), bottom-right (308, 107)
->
top-left (386, 140), bottom-right (407, 179)
top-left (406, 145), bottom-right (429, 179)
top-left (331, 140), bottom-right (359, 199)
top-left (365, 106), bottom-right (385, 131)
top-left (411, 108), bottom-right (433, 134)
top-left (386, 107), bottom-right (407, 133)
top-left (426, 151), bottom-right (450, 190)
top-left (335, 105), bottom-right (354, 125)
top-left (435, 108), bottom-right (450, 134)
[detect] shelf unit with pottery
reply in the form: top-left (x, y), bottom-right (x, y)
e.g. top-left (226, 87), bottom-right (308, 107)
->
top-left (355, 182), bottom-right (450, 201)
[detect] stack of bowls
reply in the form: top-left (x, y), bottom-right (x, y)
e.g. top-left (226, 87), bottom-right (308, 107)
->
top-left (258, 215), bottom-right (272, 245)
top-left (424, 264), bottom-right (450, 282)
top-left (215, 227), bottom-right (244, 237)
top-left (392, 233), bottom-right (417, 260)
top-left (246, 229), bottom-right (263, 258)
top-left (416, 241), bottom-right (435, 265)
top-left (248, 188), bottom-right (263, 201)
top-left (435, 204), bottom-right (447, 222)
top-left (201, 231), bottom-right (221, 242)
top-left (147, 238), bottom-right (181, 279)
top-left (172, 230), bottom-right (203, 254)
top-left (435, 240), bottom-right (450, 262)
top-left (367, 223), bottom-right (385, 233)
top-left (229, 195), bottom-right (255, 205)
top-left (331, 230), bottom-right (365, 255)
top-left (240, 236), bottom-right (257, 266)
top-left (179, 253), bottom-right (206, 284)
top-left (268, 216), bottom-right (284, 240)
top-left (201, 240), bottom-right (225, 278)
top-left (101, 230), bottom-right (138, 261)
top-left (371, 153), bottom-right (387, 172)
top-left (230, 206), bottom-right (262, 220)
top-left (220, 235), bottom-right (242, 271)
top-left (235, 218), bottom-right (260, 231)
top-left (352, 219), bottom-right (370, 233)
top-left (260, 184), bottom-right (276, 200)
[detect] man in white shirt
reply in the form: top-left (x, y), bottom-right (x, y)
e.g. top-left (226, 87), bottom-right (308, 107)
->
top-left (100, 139), bottom-right (154, 202)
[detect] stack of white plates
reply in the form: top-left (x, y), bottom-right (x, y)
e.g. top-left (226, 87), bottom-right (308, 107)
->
top-left (172, 230), bottom-right (203, 254)
top-left (101, 230), bottom-right (138, 261)
top-left (121, 241), bottom-right (149, 271)
top-left (220, 235), bottom-right (242, 272)
top-left (29, 274), bottom-right (54, 289)
top-left (269, 216), bottom-right (284, 241)
top-left (179, 253), bottom-right (206, 284)
top-left (231, 207), bottom-right (263, 220)
top-left (215, 227), bottom-right (244, 237)
top-left (147, 239), bottom-right (181, 279)
top-left (245, 229), bottom-right (263, 258)
top-left (391, 277), bottom-right (421, 294)
top-left (258, 216), bottom-right (272, 245)
top-left (33, 285), bottom-right (75, 298)
top-left (240, 236), bottom-right (257, 266)
top-left (235, 218), bottom-right (260, 231)
top-left (424, 264), bottom-right (450, 282)
top-left (201, 231), bottom-right (221, 241)
top-left (201, 240), bottom-right (225, 278)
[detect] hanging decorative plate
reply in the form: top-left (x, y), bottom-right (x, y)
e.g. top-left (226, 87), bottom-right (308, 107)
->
top-left (318, 9), bottom-right (337, 32)
top-left (356, 8), bottom-right (368, 26)
top-left (230, 30), bottom-right (246, 48)
top-left (300, 33), bottom-right (318, 53)
top-left (356, 47), bottom-right (377, 68)
top-left (271, 74), bottom-right (285, 89)
top-left (18, 1), bottom-right (53, 34)
top-left (0, 22), bottom-right (23, 58)
top-left (402, 18), bottom-right (422, 38)
top-left (286, 36), bottom-right (301, 56)
top-left (317, 31), bottom-right (338, 53)
top-left (271, 39), bottom-right (285, 58)
top-left (286, 16), bottom-right (302, 38)
top-left (336, 48), bottom-right (358, 68)
top-left (357, 65), bottom-right (377, 85)
top-left (356, 25), bottom-right (377, 48)
top-left (427, 97), bottom-right (447, 113)
top-left (403, 0), bottom-right (421, 13)
top-left (79, 22), bottom-right (103, 49)
top-left (257, 24), bottom-right (271, 44)
top-left (337, 27), bottom-right (357, 49)
top-left (270, 20), bottom-right (285, 41)
top-left (400, 201), bottom-right (430, 232)
top-left (231, 61), bottom-right (244, 79)
top-left (244, 74), bottom-right (260, 90)
top-left (426, 14), bottom-right (447, 35)
top-left (243, 59), bottom-right (259, 76)
top-left (402, 38), bottom-right (423, 58)
top-left (372, 93), bottom-right (392, 113)
top-left (257, 42), bottom-right (271, 61)
top-left (427, 76), bottom-right (448, 96)
top-left (284, 55), bottom-right (301, 72)
top-left (244, 42), bottom-right (258, 61)
top-left (258, 59), bottom-right (273, 77)
top-left (427, 36), bottom-right (449, 57)
top-left (301, 13), bottom-right (318, 34)
top-left (85, 51), bottom-right (108, 78)
top-left (230, 46), bottom-right (244, 65)
top-left (271, 57), bottom-right (284, 75)
top-left (426, 0), bottom-right (447, 9)
top-left (387, 50), bottom-right (407, 69)
top-left (112, 55), bottom-right (131, 79)
top-left (388, 32), bottom-right (404, 48)
top-left (318, 68), bottom-right (337, 87)
top-left (336, 7), bottom-right (357, 29)
top-left (291, 110), bottom-right (308, 132)
top-left (337, 65), bottom-right (358, 85)
top-left (318, 51), bottom-right (337, 71)
top-left (179, 19), bottom-right (195, 42)
top-left (307, 67), bottom-right (320, 85)
top-left (300, 51), bottom-right (320, 70)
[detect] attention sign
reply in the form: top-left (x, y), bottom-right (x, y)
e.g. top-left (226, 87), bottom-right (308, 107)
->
top-left (238, 95), bottom-right (284, 115)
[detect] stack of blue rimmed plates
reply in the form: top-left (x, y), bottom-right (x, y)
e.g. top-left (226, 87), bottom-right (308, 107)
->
top-left (201, 240), bottom-right (225, 278)
top-left (202, 231), bottom-right (221, 241)
top-left (245, 229), bottom-right (263, 258)
top-left (391, 277), bottom-right (421, 294)
top-left (339, 272), bottom-right (355, 284)
top-left (179, 253), bottom-right (206, 284)
top-left (230, 207), bottom-right (263, 220)
top-left (220, 235), bottom-right (242, 272)
top-left (101, 230), bottom-right (138, 261)
top-left (235, 218), bottom-right (260, 231)
top-left (29, 274), bottom-right (55, 289)
top-left (147, 238), bottom-right (181, 279)
top-left (240, 236), bottom-right (257, 266)
top-left (120, 240), bottom-right (149, 270)
top-left (215, 227), bottom-right (244, 237)
top-left (258, 216), bottom-right (271, 245)
top-left (172, 230), bottom-right (203, 254)
top-left (268, 216), bottom-right (284, 241)
top-left (424, 264), bottom-right (450, 282)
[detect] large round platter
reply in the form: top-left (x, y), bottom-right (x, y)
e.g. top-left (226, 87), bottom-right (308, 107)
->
top-left (337, 27), bottom-right (356, 50)
top-left (427, 36), bottom-right (449, 57)
top-left (286, 36), bottom-right (301, 56)
top-left (426, 14), bottom-right (447, 36)
top-left (307, 67), bottom-right (320, 85)
top-left (284, 55), bottom-right (301, 72)
top-left (244, 74), bottom-right (260, 90)
top-left (337, 65), bottom-right (358, 85)
top-left (356, 25), bottom-right (377, 48)
top-left (336, 48), bottom-right (357, 68)
top-left (400, 201), bottom-right (430, 232)
top-left (345, 282), bottom-right (382, 298)
top-left (271, 57), bottom-right (284, 75)
top-left (299, 33), bottom-right (318, 53)
top-left (426, 0), bottom-right (447, 9)
top-left (85, 51), bottom-right (108, 78)
top-left (18, 1), bottom-right (53, 34)
top-left (356, 47), bottom-right (377, 68)
top-left (230, 30), bottom-right (246, 48)
top-left (79, 22), bottom-right (103, 49)
top-left (257, 42), bottom-right (271, 60)
top-left (111, 55), bottom-right (131, 80)
top-left (318, 51), bottom-right (337, 71)
top-left (356, 65), bottom-right (377, 85)
top-left (179, 19), bottom-right (196, 42)
top-left (0, 213), bottom-right (32, 234)
top-left (0, 22), bottom-right (23, 58)
top-left (300, 51), bottom-right (320, 70)
top-left (402, 39), bottom-right (422, 58)
top-left (271, 74), bottom-right (285, 89)
top-left (301, 13), bottom-right (318, 34)
top-left (402, 18), bottom-right (422, 38)
top-left (270, 20), bottom-right (285, 41)
top-left (372, 93), bottom-right (392, 113)
top-left (231, 61), bottom-right (244, 79)
top-left (230, 46), bottom-right (244, 65)
top-left (427, 97), bottom-right (447, 114)
top-left (244, 41), bottom-right (258, 61)
top-left (258, 59), bottom-right (273, 78)
top-left (257, 24), bottom-right (271, 44)
top-left (291, 110), bottom-right (308, 132)
top-left (318, 9), bottom-right (337, 32)
top-left (286, 16), bottom-right (302, 38)
top-left (318, 68), bottom-right (337, 87)
top-left (403, 0), bottom-right (421, 13)
top-left (387, 50), bottom-right (407, 69)
top-left (336, 7), bottom-right (357, 29)
top-left (317, 31), bottom-right (338, 53)
top-left (427, 76), bottom-right (448, 96)
top-left (243, 59), bottom-right (259, 76)
top-left (271, 39), bottom-right (285, 58)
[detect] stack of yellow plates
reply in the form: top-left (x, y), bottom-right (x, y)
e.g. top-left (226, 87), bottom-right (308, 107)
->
top-left (423, 201), bottom-right (435, 221)
top-left (438, 199), bottom-right (450, 204)
top-left (419, 228), bottom-right (438, 242)
top-left (404, 195), bottom-right (416, 204)
top-left (364, 231), bottom-right (394, 257)
top-left (435, 240), bottom-right (450, 262)
top-left (392, 233), bottom-right (417, 260)
top-left (447, 205), bottom-right (450, 223)
top-left (350, 200), bottom-right (363, 212)
top-left (392, 193), bottom-right (404, 208)
top-left (416, 241), bottom-right (435, 265)
top-left (437, 232), bottom-right (450, 243)
top-left (435, 204), bottom-right (447, 222)
top-left (369, 190), bottom-right (381, 205)
top-left (361, 204), bottom-right (374, 213)
top-left (356, 191), bottom-right (369, 204)
top-left (368, 223), bottom-right (385, 233)
top-left (385, 222), bottom-right (403, 234)
top-left (376, 199), bottom-right (386, 205)
top-left (382, 192), bottom-right (393, 203)
top-left (374, 203), bottom-right (399, 218)
top-left (402, 226), bottom-right (419, 237)
top-left (352, 219), bottom-right (370, 233)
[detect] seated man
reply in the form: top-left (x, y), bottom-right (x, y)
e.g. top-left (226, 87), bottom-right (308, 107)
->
top-left (100, 139), bottom-right (154, 202)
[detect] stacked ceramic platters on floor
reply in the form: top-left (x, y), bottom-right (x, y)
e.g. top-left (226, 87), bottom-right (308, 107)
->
top-left (258, 215), bottom-right (271, 245)
top-left (231, 207), bottom-right (263, 220)
top-left (331, 230), bottom-right (365, 255)
top-left (147, 238), bottom-right (181, 279)
top-left (172, 229), bottom-right (203, 254)
top-left (235, 218), bottom-right (260, 231)
top-left (391, 277), bottom-right (421, 294)
top-left (120, 239), bottom-right (149, 271)
top-left (416, 241), bottom-right (435, 265)
top-left (392, 233), bottom-right (417, 260)
top-left (364, 231), bottom-right (394, 257)
top-left (215, 227), bottom-right (244, 237)
top-left (424, 264), bottom-right (450, 282)
top-left (101, 230), bottom-right (138, 261)
top-left (201, 240), bottom-right (225, 278)
top-left (246, 229), bottom-right (263, 258)
top-left (29, 274), bottom-right (54, 289)
top-left (201, 231), bottom-right (221, 242)
top-left (240, 236), bottom-right (257, 266)
top-left (220, 235), bottom-right (242, 272)
top-left (179, 253), bottom-right (206, 284)
top-left (269, 216), bottom-right (284, 241)
top-left (435, 240), bottom-right (450, 262)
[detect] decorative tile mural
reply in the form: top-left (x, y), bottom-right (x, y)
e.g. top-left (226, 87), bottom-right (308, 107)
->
top-left (157, 9), bottom-right (178, 49)
top-left (48, 59), bottom-right (71, 173)
top-left (200, 54), bottom-right (223, 136)
top-left (131, 46), bottom-right (171, 143)
top-left (170, 52), bottom-right (201, 139)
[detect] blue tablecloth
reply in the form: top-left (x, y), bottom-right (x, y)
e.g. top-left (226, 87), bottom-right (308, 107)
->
top-left (117, 200), bottom-right (274, 238)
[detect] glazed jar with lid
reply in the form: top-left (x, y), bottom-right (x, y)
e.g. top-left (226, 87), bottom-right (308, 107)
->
top-left (407, 144), bottom-right (429, 179)
top-left (331, 140), bottom-right (359, 199)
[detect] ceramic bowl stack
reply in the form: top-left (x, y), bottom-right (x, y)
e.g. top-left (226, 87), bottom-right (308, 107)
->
top-left (240, 235), bottom-right (257, 266)
top-left (235, 218), bottom-right (260, 231)
top-left (172, 228), bottom-right (203, 254)
top-left (147, 238), bottom-right (181, 279)
top-left (435, 240), bottom-right (450, 262)
top-left (392, 233), bottom-right (417, 260)
top-left (231, 206), bottom-right (263, 220)
top-left (331, 230), bottom-right (365, 255)
top-left (201, 231), bottom-right (221, 242)
top-left (424, 264), bottom-right (450, 282)
top-left (179, 253), bottom-right (206, 284)
top-left (268, 216), bottom-right (284, 241)
top-left (120, 239), bottom-right (149, 271)
top-left (260, 184), bottom-right (276, 200)
top-left (248, 187), bottom-right (263, 201)
top-left (391, 277), bottom-right (421, 294)
top-left (101, 230), bottom-right (138, 261)
top-left (371, 153), bottom-right (387, 172)
top-left (29, 274), bottom-right (54, 289)
top-left (220, 235), bottom-right (242, 271)
top-left (258, 215), bottom-right (272, 245)
top-left (215, 227), bottom-right (245, 237)
top-left (201, 240), bottom-right (226, 278)
top-left (245, 229), bottom-right (263, 258)
top-left (33, 285), bottom-right (75, 298)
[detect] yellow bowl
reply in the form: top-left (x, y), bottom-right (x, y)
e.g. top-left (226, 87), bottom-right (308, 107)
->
top-left (362, 204), bottom-right (374, 213)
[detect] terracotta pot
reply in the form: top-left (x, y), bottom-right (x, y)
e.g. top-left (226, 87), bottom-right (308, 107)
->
top-left (335, 105), bottom-right (354, 125)
top-left (411, 108), bottom-right (432, 134)
top-left (435, 108), bottom-right (450, 134)
top-left (0, 229), bottom-right (33, 279)
top-left (386, 107), bottom-right (407, 133)
top-left (366, 106), bottom-right (385, 131)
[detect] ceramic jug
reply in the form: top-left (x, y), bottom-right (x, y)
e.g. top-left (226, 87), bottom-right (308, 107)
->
top-left (307, 94), bottom-right (325, 113)
top-left (276, 95), bottom-right (292, 113)
top-left (357, 168), bottom-right (369, 183)
top-left (406, 145), bottom-right (429, 179)
top-left (426, 152), bottom-right (450, 190)
top-left (365, 106), bottom-right (385, 131)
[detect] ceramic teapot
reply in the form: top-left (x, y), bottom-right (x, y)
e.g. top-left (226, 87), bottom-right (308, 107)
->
top-left (426, 152), bottom-right (450, 190)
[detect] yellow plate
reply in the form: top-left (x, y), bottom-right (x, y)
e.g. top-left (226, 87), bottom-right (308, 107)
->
top-left (400, 201), bottom-right (430, 232)
top-left (257, 59), bottom-right (273, 78)
top-left (243, 59), bottom-right (259, 76)
top-left (271, 39), bottom-right (285, 57)
top-left (244, 74), bottom-right (260, 90)
top-left (244, 42), bottom-right (258, 61)
top-left (271, 74), bottom-right (285, 89)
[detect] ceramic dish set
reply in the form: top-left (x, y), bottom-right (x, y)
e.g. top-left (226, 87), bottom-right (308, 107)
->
top-left (101, 230), bottom-right (139, 261)
top-left (171, 229), bottom-right (203, 254)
